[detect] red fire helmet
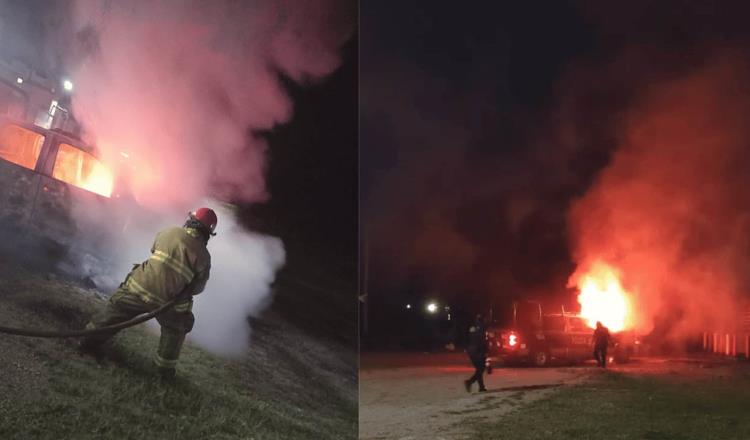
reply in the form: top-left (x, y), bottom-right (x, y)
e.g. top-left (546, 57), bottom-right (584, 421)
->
top-left (190, 207), bottom-right (218, 235)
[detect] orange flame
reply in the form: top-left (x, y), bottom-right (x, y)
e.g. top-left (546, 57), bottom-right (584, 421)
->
top-left (52, 143), bottom-right (114, 198)
top-left (575, 262), bottom-right (633, 332)
top-left (79, 160), bottom-right (114, 198)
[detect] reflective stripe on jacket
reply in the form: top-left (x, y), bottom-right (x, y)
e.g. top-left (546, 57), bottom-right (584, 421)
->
top-left (124, 226), bottom-right (211, 304)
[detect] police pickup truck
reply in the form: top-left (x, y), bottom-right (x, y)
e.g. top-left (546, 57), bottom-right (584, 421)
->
top-left (486, 301), bottom-right (636, 367)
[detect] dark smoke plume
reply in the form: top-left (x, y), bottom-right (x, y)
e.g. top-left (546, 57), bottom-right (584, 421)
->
top-left (569, 52), bottom-right (750, 339)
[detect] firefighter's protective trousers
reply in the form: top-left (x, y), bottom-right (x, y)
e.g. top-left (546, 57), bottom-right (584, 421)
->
top-left (83, 286), bottom-right (195, 370)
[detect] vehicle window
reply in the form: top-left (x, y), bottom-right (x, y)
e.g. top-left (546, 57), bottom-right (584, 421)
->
top-left (0, 124), bottom-right (44, 170)
top-left (52, 143), bottom-right (113, 197)
top-left (543, 316), bottom-right (566, 332)
top-left (569, 318), bottom-right (589, 332)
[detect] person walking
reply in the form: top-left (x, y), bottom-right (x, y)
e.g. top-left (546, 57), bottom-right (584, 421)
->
top-left (464, 314), bottom-right (489, 392)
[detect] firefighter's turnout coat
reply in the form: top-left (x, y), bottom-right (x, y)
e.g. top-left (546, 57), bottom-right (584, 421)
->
top-left (126, 226), bottom-right (211, 308)
top-left (84, 226), bottom-right (211, 370)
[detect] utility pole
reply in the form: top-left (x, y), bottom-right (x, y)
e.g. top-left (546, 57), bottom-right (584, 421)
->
top-left (360, 225), bottom-right (369, 337)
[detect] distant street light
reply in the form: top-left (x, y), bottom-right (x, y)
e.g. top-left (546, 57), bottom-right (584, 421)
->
top-left (406, 304), bottom-right (411, 310)
top-left (62, 79), bottom-right (74, 91)
top-left (426, 302), bottom-right (438, 313)
top-left (16, 77), bottom-right (23, 84)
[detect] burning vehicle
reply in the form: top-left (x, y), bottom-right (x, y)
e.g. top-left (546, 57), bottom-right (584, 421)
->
top-left (486, 262), bottom-right (642, 367)
top-left (486, 300), bottom-right (637, 367)
top-left (0, 113), bottom-right (128, 268)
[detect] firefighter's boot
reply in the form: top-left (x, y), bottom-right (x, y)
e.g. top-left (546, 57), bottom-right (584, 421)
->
top-left (154, 324), bottom-right (187, 376)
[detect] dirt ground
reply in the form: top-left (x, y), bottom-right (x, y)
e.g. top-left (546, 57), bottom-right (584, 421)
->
top-left (359, 352), bottom-right (735, 440)
top-left (360, 352), bottom-right (591, 440)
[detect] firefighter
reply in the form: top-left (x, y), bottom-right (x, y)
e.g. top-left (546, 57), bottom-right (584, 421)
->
top-left (592, 321), bottom-right (611, 368)
top-left (464, 313), bottom-right (488, 392)
top-left (80, 208), bottom-right (216, 379)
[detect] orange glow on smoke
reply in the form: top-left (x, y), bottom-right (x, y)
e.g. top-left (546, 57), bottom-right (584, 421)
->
top-left (575, 262), bottom-right (633, 332)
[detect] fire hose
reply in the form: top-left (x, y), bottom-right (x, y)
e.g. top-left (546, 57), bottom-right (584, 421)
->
top-left (0, 271), bottom-right (339, 338)
top-left (0, 294), bottom-right (187, 338)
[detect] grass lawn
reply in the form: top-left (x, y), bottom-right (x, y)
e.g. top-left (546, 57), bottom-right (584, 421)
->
top-left (0, 263), bottom-right (356, 440)
top-left (472, 363), bottom-right (750, 440)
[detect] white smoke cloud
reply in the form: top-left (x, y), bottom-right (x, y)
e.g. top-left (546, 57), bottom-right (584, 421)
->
top-left (50, 0), bottom-right (352, 355)
top-left (189, 208), bottom-right (285, 356)
top-left (63, 0), bottom-right (354, 208)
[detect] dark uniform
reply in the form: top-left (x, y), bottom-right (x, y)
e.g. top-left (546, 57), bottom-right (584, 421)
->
top-left (592, 322), bottom-right (610, 368)
top-left (81, 225), bottom-right (211, 375)
top-left (464, 316), bottom-right (488, 392)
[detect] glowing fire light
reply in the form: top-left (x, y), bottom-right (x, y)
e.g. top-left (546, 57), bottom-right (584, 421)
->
top-left (575, 262), bottom-right (633, 332)
top-left (79, 161), bottom-right (114, 197)
top-left (52, 144), bottom-right (114, 198)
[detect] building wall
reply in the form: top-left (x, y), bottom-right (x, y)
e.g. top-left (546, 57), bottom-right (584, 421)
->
top-left (0, 58), bottom-right (56, 124)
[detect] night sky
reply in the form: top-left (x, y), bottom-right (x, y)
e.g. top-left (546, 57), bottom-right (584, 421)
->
top-left (240, 36), bottom-right (358, 346)
top-left (242, 36), bottom-right (358, 265)
top-left (360, 0), bottom-right (750, 344)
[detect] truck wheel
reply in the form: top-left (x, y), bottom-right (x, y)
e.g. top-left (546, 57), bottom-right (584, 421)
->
top-left (531, 350), bottom-right (549, 367)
